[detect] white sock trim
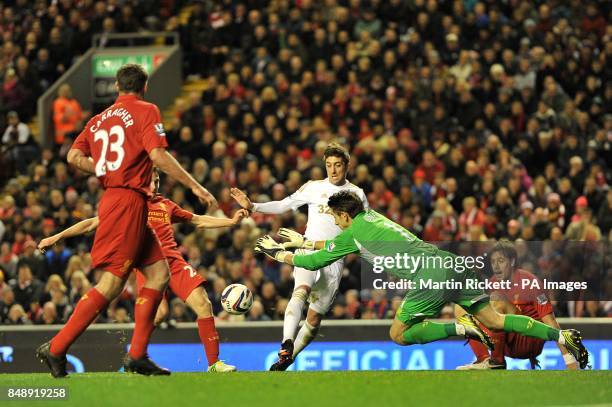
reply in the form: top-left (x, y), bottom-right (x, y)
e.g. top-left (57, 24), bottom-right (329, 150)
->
top-left (558, 331), bottom-right (566, 345)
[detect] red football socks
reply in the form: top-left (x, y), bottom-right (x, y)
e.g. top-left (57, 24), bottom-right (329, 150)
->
top-left (490, 331), bottom-right (507, 364)
top-left (197, 317), bottom-right (219, 366)
top-left (468, 338), bottom-right (491, 362)
top-left (129, 287), bottom-right (163, 359)
top-left (50, 288), bottom-right (109, 356)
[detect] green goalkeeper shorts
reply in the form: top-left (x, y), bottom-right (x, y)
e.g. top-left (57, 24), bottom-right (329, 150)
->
top-left (395, 263), bottom-right (489, 326)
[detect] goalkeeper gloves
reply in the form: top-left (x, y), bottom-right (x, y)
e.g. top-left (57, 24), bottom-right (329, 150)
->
top-left (278, 228), bottom-right (315, 250)
top-left (255, 235), bottom-right (290, 262)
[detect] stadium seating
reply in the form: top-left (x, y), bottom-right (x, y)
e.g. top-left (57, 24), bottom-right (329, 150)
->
top-left (0, 0), bottom-right (610, 325)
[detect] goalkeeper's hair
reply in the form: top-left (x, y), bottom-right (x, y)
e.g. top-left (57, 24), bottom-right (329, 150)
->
top-left (488, 241), bottom-right (518, 267)
top-left (324, 143), bottom-right (350, 165)
top-left (328, 191), bottom-right (364, 218)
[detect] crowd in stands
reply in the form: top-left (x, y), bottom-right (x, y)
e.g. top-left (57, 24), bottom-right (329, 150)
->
top-left (0, 0), bottom-right (611, 326)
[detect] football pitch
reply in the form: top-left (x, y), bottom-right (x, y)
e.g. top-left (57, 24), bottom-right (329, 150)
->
top-left (1, 371), bottom-right (611, 407)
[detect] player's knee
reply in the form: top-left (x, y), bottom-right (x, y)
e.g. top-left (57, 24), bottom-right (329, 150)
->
top-left (156, 269), bottom-right (171, 286)
top-left (145, 263), bottom-right (170, 289)
top-left (291, 286), bottom-right (310, 303)
top-left (96, 272), bottom-right (124, 299)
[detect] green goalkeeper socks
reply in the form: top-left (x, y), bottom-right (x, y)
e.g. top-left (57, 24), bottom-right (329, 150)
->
top-left (503, 314), bottom-right (559, 341)
top-left (402, 321), bottom-right (458, 345)
top-left (401, 315), bottom-right (560, 345)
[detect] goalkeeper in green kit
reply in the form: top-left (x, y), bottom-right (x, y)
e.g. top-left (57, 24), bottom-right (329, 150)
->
top-left (255, 191), bottom-right (590, 369)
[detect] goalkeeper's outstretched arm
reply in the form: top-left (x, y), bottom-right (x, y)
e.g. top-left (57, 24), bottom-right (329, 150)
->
top-left (255, 227), bottom-right (358, 270)
top-left (255, 236), bottom-right (336, 270)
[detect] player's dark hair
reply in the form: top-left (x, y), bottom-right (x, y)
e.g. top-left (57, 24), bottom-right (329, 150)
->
top-left (488, 241), bottom-right (517, 267)
top-left (328, 191), bottom-right (364, 218)
top-left (324, 143), bottom-right (350, 166)
top-left (116, 64), bottom-right (148, 94)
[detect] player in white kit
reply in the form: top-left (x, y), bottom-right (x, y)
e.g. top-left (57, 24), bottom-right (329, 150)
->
top-left (230, 143), bottom-right (368, 370)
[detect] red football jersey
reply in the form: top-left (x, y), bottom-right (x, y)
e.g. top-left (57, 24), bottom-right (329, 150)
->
top-left (72, 94), bottom-right (168, 194)
top-left (491, 268), bottom-right (553, 320)
top-left (147, 196), bottom-right (194, 261)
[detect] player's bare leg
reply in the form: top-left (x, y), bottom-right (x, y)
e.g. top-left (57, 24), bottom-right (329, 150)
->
top-left (124, 259), bottom-right (171, 376)
top-left (474, 303), bottom-right (589, 369)
top-left (154, 299), bottom-right (169, 326)
top-left (185, 286), bottom-right (236, 372)
top-left (293, 308), bottom-right (322, 357)
top-left (37, 271), bottom-right (125, 377)
top-left (270, 284), bottom-right (311, 371)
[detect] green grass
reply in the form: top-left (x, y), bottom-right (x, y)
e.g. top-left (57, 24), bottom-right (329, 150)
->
top-left (1, 371), bottom-right (611, 407)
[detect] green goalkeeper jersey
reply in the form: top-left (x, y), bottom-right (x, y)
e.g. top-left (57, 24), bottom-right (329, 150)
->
top-left (293, 209), bottom-right (446, 279)
top-left (293, 209), bottom-right (490, 324)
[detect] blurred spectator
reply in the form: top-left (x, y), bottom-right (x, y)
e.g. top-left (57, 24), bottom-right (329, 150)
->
top-left (19, 240), bottom-right (46, 280)
top-left (44, 241), bottom-right (72, 278)
top-left (52, 84), bottom-right (83, 146)
top-left (11, 263), bottom-right (43, 312)
top-left (68, 270), bottom-right (90, 305)
top-left (0, 69), bottom-right (27, 122)
top-left (7, 303), bottom-right (30, 324)
top-left (38, 301), bottom-right (60, 325)
top-left (260, 281), bottom-right (278, 319)
top-left (0, 242), bottom-right (18, 279)
top-left (113, 307), bottom-right (131, 323)
top-left (598, 190), bottom-right (612, 237)
top-left (1, 111), bottom-right (38, 175)
top-left (246, 300), bottom-right (270, 322)
top-left (170, 298), bottom-right (193, 322)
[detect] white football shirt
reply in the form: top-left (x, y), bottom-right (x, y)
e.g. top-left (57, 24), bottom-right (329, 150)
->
top-left (252, 178), bottom-right (369, 241)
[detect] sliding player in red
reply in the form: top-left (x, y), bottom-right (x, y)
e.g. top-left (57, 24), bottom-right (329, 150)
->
top-left (36, 64), bottom-right (217, 377)
top-left (456, 242), bottom-right (578, 370)
top-left (39, 169), bottom-right (247, 372)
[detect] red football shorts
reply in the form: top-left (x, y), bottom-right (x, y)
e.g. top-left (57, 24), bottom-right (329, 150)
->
top-left (505, 333), bottom-right (545, 359)
top-left (135, 257), bottom-right (205, 301)
top-left (91, 188), bottom-right (165, 278)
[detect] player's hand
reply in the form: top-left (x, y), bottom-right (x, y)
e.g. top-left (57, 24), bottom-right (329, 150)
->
top-left (38, 236), bottom-right (60, 253)
top-left (230, 188), bottom-right (254, 211)
top-left (277, 227), bottom-right (315, 250)
top-left (231, 209), bottom-right (250, 225)
top-left (192, 186), bottom-right (218, 211)
top-left (278, 228), bottom-right (305, 249)
top-left (254, 235), bottom-right (289, 262)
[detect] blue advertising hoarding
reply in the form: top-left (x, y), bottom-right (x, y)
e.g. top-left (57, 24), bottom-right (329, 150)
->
top-left (145, 340), bottom-right (610, 372)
